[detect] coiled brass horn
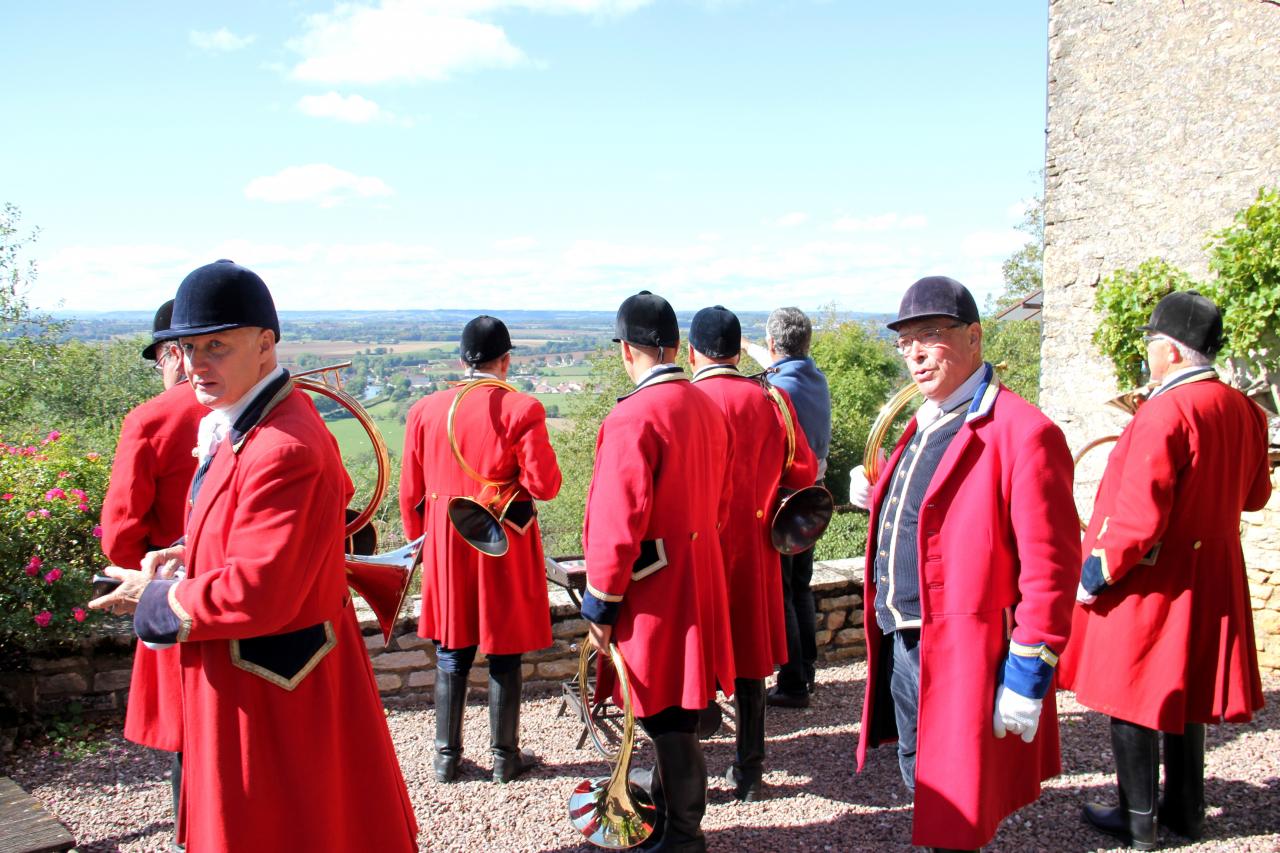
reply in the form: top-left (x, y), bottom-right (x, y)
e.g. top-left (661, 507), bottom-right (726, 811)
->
top-left (294, 362), bottom-right (423, 646)
top-left (762, 381), bottom-right (834, 554)
top-left (863, 383), bottom-right (922, 485)
top-left (568, 640), bottom-right (656, 849)
top-left (1071, 384), bottom-right (1155, 531)
top-left (445, 377), bottom-right (527, 557)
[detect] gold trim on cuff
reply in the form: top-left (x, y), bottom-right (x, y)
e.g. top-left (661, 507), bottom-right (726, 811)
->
top-left (168, 583), bottom-right (193, 643)
top-left (586, 581), bottom-right (624, 603)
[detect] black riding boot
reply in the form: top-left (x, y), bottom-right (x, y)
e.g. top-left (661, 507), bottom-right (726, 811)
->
top-left (726, 678), bottom-right (766, 801)
top-left (644, 732), bottom-right (707, 852)
top-left (1083, 718), bottom-right (1159, 850)
top-left (490, 667), bottom-right (537, 782)
top-left (433, 671), bottom-right (467, 783)
top-left (1160, 723), bottom-right (1206, 840)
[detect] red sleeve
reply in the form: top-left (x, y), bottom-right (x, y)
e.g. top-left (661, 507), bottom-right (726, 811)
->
top-left (1245, 405), bottom-right (1273, 512)
top-left (583, 414), bottom-right (657, 601)
top-left (778, 390), bottom-right (818, 490)
top-left (1091, 408), bottom-right (1187, 587)
top-left (513, 398), bottom-right (562, 501)
top-left (1008, 420), bottom-right (1081, 657)
top-left (399, 404), bottom-right (427, 541)
top-left (174, 442), bottom-right (344, 640)
top-left (100, 408), bottom-right (157, 570)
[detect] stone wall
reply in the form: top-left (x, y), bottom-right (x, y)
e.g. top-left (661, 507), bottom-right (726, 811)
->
top-left (0, 560), bottom-right (863, 742)
top-left (1043, 0), bottom-right (1280, 671)
top-left (1245, 467), bottom-right (1280, 674)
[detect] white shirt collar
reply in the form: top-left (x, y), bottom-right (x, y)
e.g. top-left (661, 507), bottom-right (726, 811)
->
top-left (636, 363), bottom-right (678, 386)
top-left (1157, 365), bottom-right (1210, 390)
top-left (196, 366), bottom-right (286, 463)
top-left (464, 370), bottom-right (500, 380)
top-left (915, 362), bottom-right (988, 429)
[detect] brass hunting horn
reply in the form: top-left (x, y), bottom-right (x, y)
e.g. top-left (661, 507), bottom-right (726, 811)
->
top-left (761, 379), bottom-right (834, 554)
top-left (1070, 384), bottom-right (1155, 531)
top-left (863, 383), bottom-right (922, 484)
top-left (567, 640), bottom-right (656, 849)
top-left (445, 377), bottom-right (526, 557)
top-left (294, 362), bottom-right (423, 646)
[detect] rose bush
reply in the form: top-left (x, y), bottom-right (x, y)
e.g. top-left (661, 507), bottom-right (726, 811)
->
top-left (0, 428), bottom-right (109, 650)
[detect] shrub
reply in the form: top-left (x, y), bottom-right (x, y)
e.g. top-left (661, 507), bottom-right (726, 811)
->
top-left (1092, 258), bottom-right (1195, 388)
top-left (0, 429), bottom-right (109, 650)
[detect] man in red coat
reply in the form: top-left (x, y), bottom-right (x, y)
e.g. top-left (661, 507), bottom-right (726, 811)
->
top-left (847, 276), bottom-right (1079, 851)
top-left (581, 291), bottom-right (735, 852)
top-left (1063, 291), bottom-right (1272, 850)
top-left (399, 314), bottom-right (561, 784)
top-left (688, 305), bottom-right (817, 802)
top-left (91, 260), bottom-right (418, 853)
top-left (100, 298), bottom-right (206, 841)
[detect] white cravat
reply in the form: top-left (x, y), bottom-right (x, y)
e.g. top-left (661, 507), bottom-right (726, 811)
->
top-left (195, 366), bottom-right (286, 464)
top-left (915, 363), bottom-right (989, 429)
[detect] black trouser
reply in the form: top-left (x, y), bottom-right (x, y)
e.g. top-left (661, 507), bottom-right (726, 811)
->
top-left (776, 545), bottom-right (817, 695)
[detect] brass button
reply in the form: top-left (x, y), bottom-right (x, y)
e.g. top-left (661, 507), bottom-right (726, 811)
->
top-left (691, 531), bottom-right (698, 541)
top-left (756, 509), bottom-right (764, 519)
top-left (431, 493), bottom-right (437, 500)
top-left (890, 497), bottom-right (898, 504)
top-left (879, 550), bottom-right (887, 557)
top-left (1193, 540), bottom-right (1202, 550)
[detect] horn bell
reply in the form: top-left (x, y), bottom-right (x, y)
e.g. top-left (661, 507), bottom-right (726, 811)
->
top-left (345, 535), bottom-right (424, 647)
top-left (771, 485), bottom-right (835, 555)
top-left (447, 497), bottom-right (510, 557)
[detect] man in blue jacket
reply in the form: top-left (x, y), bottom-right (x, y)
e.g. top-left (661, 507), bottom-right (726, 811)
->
top-left (750, 307), bottom-right (831, 708)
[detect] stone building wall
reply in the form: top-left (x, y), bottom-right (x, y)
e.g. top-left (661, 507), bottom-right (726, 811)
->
top-left (1043, 0), bottom-right (1280, 671)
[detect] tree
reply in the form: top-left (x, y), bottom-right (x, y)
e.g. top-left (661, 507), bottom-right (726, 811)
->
top-left (0, 204), bottom-right (63, 430)
top-left (1093, 259), bottom-right (1199, 389)
top-left (984, 188), bottom-right (1044, 403)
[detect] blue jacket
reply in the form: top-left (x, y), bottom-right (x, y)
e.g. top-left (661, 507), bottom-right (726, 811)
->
top-left (769, 356), bottom-right (831, 479)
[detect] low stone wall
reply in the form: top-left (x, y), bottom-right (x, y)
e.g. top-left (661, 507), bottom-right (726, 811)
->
top-left (0, 559), bottom-right (864, 745)
top-left (363, 558), bottom-right (865, 700)
top-left (1244, 465), bottom-right (1280, 676)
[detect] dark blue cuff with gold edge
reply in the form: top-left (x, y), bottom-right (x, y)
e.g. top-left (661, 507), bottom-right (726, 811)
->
top-left (134, 580), bottom-right (181, 644)
top-left (1081, 554), bottom-right (1108, 595)
top-left (581, 591), bottom-right (620, 625)
top-left (1002, 643), bottom-right (1058, 700)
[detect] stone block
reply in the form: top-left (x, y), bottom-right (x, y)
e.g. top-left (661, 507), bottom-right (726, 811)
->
top-left (31, 656), bottom-right (88, 673)
top-left (818, 594), bottom-right (857, 613)
top-left (826, 646), bottom-right (861, 661)
top-left (525, 639), bottom-right (573, 663)
top-left (79, 692), bottom-right (118, 712)
top-left (371, 650), bottom-right (430, 671)
top-left (553, 618), bottom-right (589, 640)
top-left (395, 633), bottom-right (433, 651)
top-left (849, 609), bottom-right (864, 626)
top-left (375, 673), bottom-right (402, 693)
top-left (406, 670), bottom-right (436, 689)
top-left (814, 630), bottom-right (832, 646)
top-left (834, 628), bottom-right (865, 646)
top-left (536, 659), bottom-right (579, 680)
top-left (522, 663), bottom-right (537, 679)
top-left (92, 669), bottom-right (133, 692)
top-left (467, 667), bottom-right (490, 686)
top-left (37, 672), bottom-right (87, 695)
top-left (826, 610), bottom-right (848, 631)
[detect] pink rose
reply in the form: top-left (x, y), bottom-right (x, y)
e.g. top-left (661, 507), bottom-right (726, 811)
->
top-left (25, 511), bottom-right (36, 520)
top-left (76, 502), bottom-right (89, 512)
top-left (92, 524), bottom-right (103, 538)
top-left (72, 608), bottom-right (87, 623)
top-left (70, 489), bottom-right (86, 500)
top-left (24, 563), bottom-right (39, 578)
top-left (1, 493), bottom-right (12, 501)
top-left (38, 509), bottom-right (50, 518)
top-left (57, 471), bottom-right (70, 479)
top-left (44, 569), bottom-right (62, 584)
top-left (34, 611), bottom-right (52, 628)
top-left (85, 452), bottom-right (101, 462)
top-left (46, 430), bottom-right (61, 442)
top-left (27, 556), bottom-right (42, 570)
top-left (44, 488), bottom-right (65, 500)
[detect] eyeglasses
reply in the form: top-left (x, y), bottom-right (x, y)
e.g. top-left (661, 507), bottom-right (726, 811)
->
top-left (151, 348), bottom-right (174, 372)
top-left (894, 322), bottom-right (965, 353)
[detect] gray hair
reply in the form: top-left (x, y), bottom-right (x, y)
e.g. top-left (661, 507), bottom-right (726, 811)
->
top-left (1165, 337), bottom-right (1214, 368)
top-left (766, 307), bottom-right (813, 357)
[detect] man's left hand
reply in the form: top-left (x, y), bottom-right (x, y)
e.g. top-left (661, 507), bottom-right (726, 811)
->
top-left (993, 685), bottom-right (1043, 743)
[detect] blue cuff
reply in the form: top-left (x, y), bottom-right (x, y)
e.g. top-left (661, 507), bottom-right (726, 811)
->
top-left (581, 590), bottom-right (621, 625)
top-left (1002, 642), bottom-right (1059, 700)
top-left (1081, 554), bottom-right (1108, 595)
top-left (134, 579), bottom-right (182, 644)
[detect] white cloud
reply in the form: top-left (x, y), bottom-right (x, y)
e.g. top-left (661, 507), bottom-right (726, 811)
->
top-left (959, 229), bottom-right (1027, 259)
top-left (773, 212), bottom-right (809, 229)
top-left (297, 92), bottom-right (386, 123)
top-left (494, 236), bottom-right (539, 252)
top-left (288, 2), bottom-right (525, 84)
top-left (830, 212), bottom-right (927, 233)
top-left (190, 28), bottom-right (256, 53)
top-left (243, 164), bottom-right (394, 207)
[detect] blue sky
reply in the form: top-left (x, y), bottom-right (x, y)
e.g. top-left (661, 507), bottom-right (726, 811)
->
top-left (4, 1), bottom-right (1047, 315)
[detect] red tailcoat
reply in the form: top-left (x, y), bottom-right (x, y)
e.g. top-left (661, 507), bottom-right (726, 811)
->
top-left (856, 381), bottom-right (1079, 849)
top-left (399, 381), bottom-right (561, 654)
top-left (101, 381), bottom-right (204, 752)
top-left (691, 367), bottom-right (817, 679)
top-left (1059, 374), bottom-right (1272, 731)
top-left (171, 386), bottom-right (417, 853)
top-left (583, 371), bottom-right (736, 717)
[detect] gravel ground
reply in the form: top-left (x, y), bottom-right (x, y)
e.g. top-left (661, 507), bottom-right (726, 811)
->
top-left (6, 660), bottom-right (1280, 852)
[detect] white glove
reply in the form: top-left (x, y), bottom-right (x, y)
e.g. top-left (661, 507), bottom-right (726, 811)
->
top-left (848, 465), bottom-right (873, 510)
top-left (1075, 581), bottom-right (1097, 605)
top-left (993, 685), bottom-right (1043, 743)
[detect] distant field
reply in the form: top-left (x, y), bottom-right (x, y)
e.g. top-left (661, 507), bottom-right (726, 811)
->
top-left (316, 399), bottom-right (408, 460)
top-left (533, 393), bottom-right (589, 416)
top-left (540, 363), bottom-right (593, 377)
top-left (279, 340), bottom-right (453, 358)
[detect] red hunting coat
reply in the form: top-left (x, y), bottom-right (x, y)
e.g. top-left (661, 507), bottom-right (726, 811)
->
top-left (170, 385), bottom-right (417, 853)
top-left (1059, 373), bottom-right (1272, 731)
top-left (692, 366), bottom-right (817, 679)
top-left (583, 369), bottom-right (736, 717)
top-left (856, 380), bottom-right (1079, 850)
top-left (101, 381), bottom-right (205, 752)
top-left (400, 380), bottom-right (561, 654)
